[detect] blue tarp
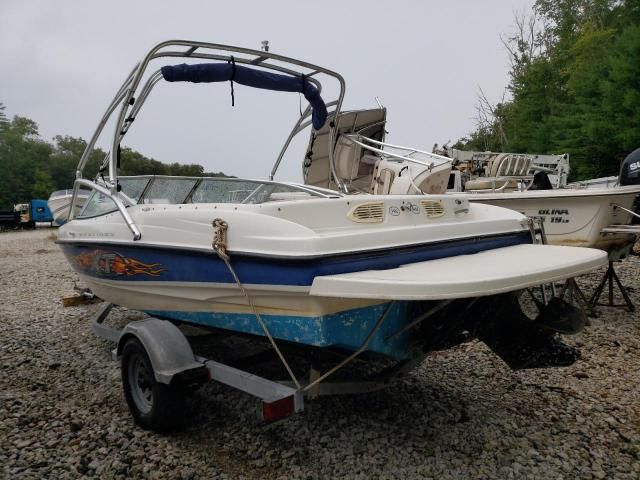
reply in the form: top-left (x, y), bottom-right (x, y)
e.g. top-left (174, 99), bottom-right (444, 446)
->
top-left (161, 63), bottom-right (328, 130)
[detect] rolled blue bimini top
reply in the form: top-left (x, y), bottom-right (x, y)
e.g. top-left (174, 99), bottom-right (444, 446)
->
top-left (161, 62), bottom-right (328, 130)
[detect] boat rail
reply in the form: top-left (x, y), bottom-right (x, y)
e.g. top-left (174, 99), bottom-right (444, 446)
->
top-left (342, 134), bottom-right (452, 170)
top-left (73, 178), bottom-right (141, 240)
top-left (70, 40), bottom-right (348, 239)
top-left (610, 202), bottom-right (640, 222)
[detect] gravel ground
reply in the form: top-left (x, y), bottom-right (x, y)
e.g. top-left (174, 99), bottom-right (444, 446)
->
top-left (1, 228), bottom-right (639, 480)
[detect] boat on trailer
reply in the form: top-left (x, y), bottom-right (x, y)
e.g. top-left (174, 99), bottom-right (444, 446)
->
top-left (58, 40), bottom-right (607, 432)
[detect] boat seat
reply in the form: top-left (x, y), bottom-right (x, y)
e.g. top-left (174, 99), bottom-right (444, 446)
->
top-left (334, 136), bottom-right (362, 181)
top-left (335, 138), bottom-right (379, 176)
top-left (333, 133), bottom-right (380, 191)
top-left (464, 153), bottom-right (531, 191)
top-left (490, 153), bottom-right (532, 177)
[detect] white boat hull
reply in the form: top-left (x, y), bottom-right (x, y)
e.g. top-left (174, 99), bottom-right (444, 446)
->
top-left (68, 238), bottom-right (605, 361)
top-left (78, 274), bottom-right (381, 317)
top-left (462, 186), bottom-right (640, 258)
top-left (57, 193), bottom-right (608, 359)
top-left (48, 191), bottom-right (88, 225)
top-left (76, 243), bottom-right (607, 311)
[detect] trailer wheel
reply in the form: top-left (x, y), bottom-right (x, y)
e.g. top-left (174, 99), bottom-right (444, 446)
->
top-left (121, 338), bottom-right (186, 433)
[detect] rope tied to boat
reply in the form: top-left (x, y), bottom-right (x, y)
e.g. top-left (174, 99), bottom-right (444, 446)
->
top-left (210, 218), bottom-right (301, 389)
top-left (211, 218), bottom-right (229, 261)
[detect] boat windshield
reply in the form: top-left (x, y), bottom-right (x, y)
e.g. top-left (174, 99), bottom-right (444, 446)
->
top-left (77, 176), bottom-right (337, 220)
top-left (118, 176), bottom-right (333, 205)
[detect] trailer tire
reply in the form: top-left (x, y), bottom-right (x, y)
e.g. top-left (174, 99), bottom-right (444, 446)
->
top-left (121, 337), bottom-right (186, 433)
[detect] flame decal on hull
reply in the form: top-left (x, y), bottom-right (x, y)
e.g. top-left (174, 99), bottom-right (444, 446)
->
top-left (74, 249), bottom-right (165, 277)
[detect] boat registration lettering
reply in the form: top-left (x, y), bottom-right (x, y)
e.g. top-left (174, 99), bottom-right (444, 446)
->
top-left (537, 208), bottom-right (570, 224)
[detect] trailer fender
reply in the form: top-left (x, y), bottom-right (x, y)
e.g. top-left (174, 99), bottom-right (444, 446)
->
top-left (115, 318), bottom-right (207, 385)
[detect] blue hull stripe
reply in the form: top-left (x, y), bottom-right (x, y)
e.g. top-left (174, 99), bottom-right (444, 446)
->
top-left (146, 302), bottom-right (415, 360)
top-left (60, 231), bottom-right (530, 286)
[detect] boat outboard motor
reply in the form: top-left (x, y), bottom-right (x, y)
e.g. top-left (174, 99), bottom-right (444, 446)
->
top-left (473, 294), bottom-right (584, 370)
top-left (619, 148), bottom-right (640, 226)
top-left (530, 171), bottom-right (553, 190)
top-left (413, 293), bottom-right (584, 369)
top-left (619, 147), bottom-right (640, 186)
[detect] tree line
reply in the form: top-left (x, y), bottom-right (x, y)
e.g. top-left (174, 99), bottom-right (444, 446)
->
top-left (454, 0), bottom-right (640, 180)
top-left (5, 1), bottom-right (638, 208)
top-left (0, 104), bottom-right (225, 210)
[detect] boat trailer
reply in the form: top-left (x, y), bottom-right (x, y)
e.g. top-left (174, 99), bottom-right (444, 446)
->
top-left (90, 288), bottom-right (587, 433)
top-left (91, 302), bottom-right (424, 432)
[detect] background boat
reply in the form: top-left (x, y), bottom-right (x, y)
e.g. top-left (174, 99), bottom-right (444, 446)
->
top-left (302, 108), bottom-right (640, 261)
top-left (48, 189), bottom-right (89, 225)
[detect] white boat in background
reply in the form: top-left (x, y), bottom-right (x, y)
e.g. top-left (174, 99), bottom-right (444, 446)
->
top-left (460, 186), bottom-right (640, 258)
top-left (569, 176), bottom-right (619, 189)
top-left (303, 109), bottom-right (640, 261)
top-left (48, 189), bottom-right (89, 225)
top-left (436, 148), bottom-right (571, 189)
top-left (56, 40), bottom-right (608, 431)
top-left (442, 149), bottom-right (640, 260)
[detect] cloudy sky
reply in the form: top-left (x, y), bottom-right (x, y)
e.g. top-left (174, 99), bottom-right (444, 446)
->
top-left (0, 0), bottom-right (533, 181)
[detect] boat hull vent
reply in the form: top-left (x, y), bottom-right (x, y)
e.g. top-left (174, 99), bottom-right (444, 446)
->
top-left (421, 200), bottom-right (445, 218)
top-left (348, 202), bottom-right (385, 223)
